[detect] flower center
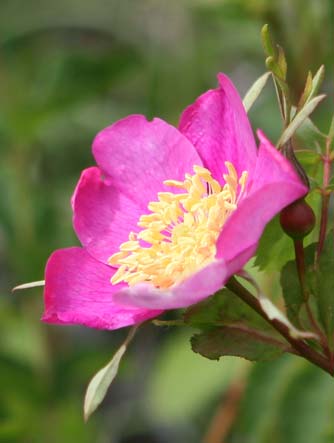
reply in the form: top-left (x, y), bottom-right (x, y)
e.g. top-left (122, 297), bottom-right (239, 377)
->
top-left (108, 162), bottom-right (248, 289)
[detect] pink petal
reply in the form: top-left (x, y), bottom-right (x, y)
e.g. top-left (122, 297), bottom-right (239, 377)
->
top-left (112, 259), bottom-right (227, 309)
top-left (179, 73), bottom-right (257, 183)
top-left (92, 114), bottom-right (203, 207)
top-left (42, 247), bottom-right (162, 330)
top-left (72, 167), bottom-right (144, 263)
top-left (216, 131), bottom-right (307, 267)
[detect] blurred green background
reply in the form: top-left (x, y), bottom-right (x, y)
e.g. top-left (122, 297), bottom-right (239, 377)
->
top-left (1, 1), bottom-right (333, 442)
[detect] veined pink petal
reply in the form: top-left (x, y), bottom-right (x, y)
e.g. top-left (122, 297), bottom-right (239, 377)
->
top-left (42, 247), bottom-right (162, 330)
top-left (215, 130), bottom-right (307, 266)
top-left (179, 73), bottom-right (257, 183)
top-left (92, 114), bottom-right (203, 207)
top-left (112, 259), bottom-right (227, 309)
top-left (72, 167), bottom-right (144, 263)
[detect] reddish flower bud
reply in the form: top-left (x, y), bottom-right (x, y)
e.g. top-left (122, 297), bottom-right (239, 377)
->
top-left (280, 198), bottom-right (316, 239)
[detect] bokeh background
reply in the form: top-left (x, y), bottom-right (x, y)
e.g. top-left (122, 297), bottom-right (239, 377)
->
top-left (1, 1), bottom-right (333, 442)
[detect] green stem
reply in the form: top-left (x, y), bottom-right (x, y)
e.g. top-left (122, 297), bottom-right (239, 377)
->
top-left (226, 277), bottom-right (333, 375)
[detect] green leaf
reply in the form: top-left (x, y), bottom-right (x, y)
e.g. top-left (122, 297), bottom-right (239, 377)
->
top-left (278, 94), bottom-right (326, 147)
top-left (191, 326), bottom-right (283, 362)
top-left (276, 364), bottom-right (334, 443)
top-left (298, 71), bottom-right (313, 110)
top-left (184, 288), bottom-right (270, 332)
top-left (295, 150), bottom-right (322, 167)
top-left (243, 72), bottom-right (271, 113)
top-left (265, 56), bottom-right (284, 79)
top-left (232, 356), bottom-right (301, 443)
top-left (294, 113), bottom-right (326, 149)
top-left (313, 232), bottom-right (334, 341)
top-left (310, 65), bottom-right (325, 101)
top-left (83, 326), bottom-right (138, 421)
top-left (261, 24), bottom-right (277, 59)
top-left (298, 65), bottom-right (325, 113)
top-left (254, 215), bottom-right (294, 271)
top-left (280, 259), bottom-right (303, 324)
top-left (328, 114), bottom-right (334, 143)
top-left (232, 356), bottom-right (334, 443)
top-left (277, 45), bottom-right (287, 79)
top-left (280, 243), bottom-right (316, 324)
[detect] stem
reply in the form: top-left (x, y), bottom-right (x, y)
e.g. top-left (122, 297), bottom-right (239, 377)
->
top-left (316, 142), bottom-right (332, 260)
top-left (317, 194), bottom-right (330, 259)
top-left (226, 277), bottom-right (333, 375)
top-left (294, 239), bottom-right (307, 298)
top-left (293, 239), bottom-right (314, 325)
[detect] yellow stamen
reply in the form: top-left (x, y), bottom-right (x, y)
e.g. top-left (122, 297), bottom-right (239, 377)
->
top-left (108, 162), bottom-right (248, 289)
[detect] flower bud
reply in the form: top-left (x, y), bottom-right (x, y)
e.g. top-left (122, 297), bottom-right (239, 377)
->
top-left (280, 198), bottom-right (316, 239)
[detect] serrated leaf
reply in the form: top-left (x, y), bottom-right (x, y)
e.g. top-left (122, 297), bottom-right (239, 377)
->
top-left (191, 326), bottom-right (283, 362)
top-left (278, 94), bottom-right (326, 147)
top-left (243, 72), bottom-right (271, 113)
top-left (83, 326), bottom-right (137, 421)
top-left (184, 288), bottom-right (271, 332)
top-left (313, 232), bottom-right (334, 341)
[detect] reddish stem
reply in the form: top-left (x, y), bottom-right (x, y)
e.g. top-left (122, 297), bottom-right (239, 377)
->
top-left (226, 277), bottom-right (333, 375)
top-left (316, 142), bottom-right (332, 260)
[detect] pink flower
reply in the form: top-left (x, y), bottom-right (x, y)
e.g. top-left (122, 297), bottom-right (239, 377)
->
top-left (42, 73), bottom-right (307, 330)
